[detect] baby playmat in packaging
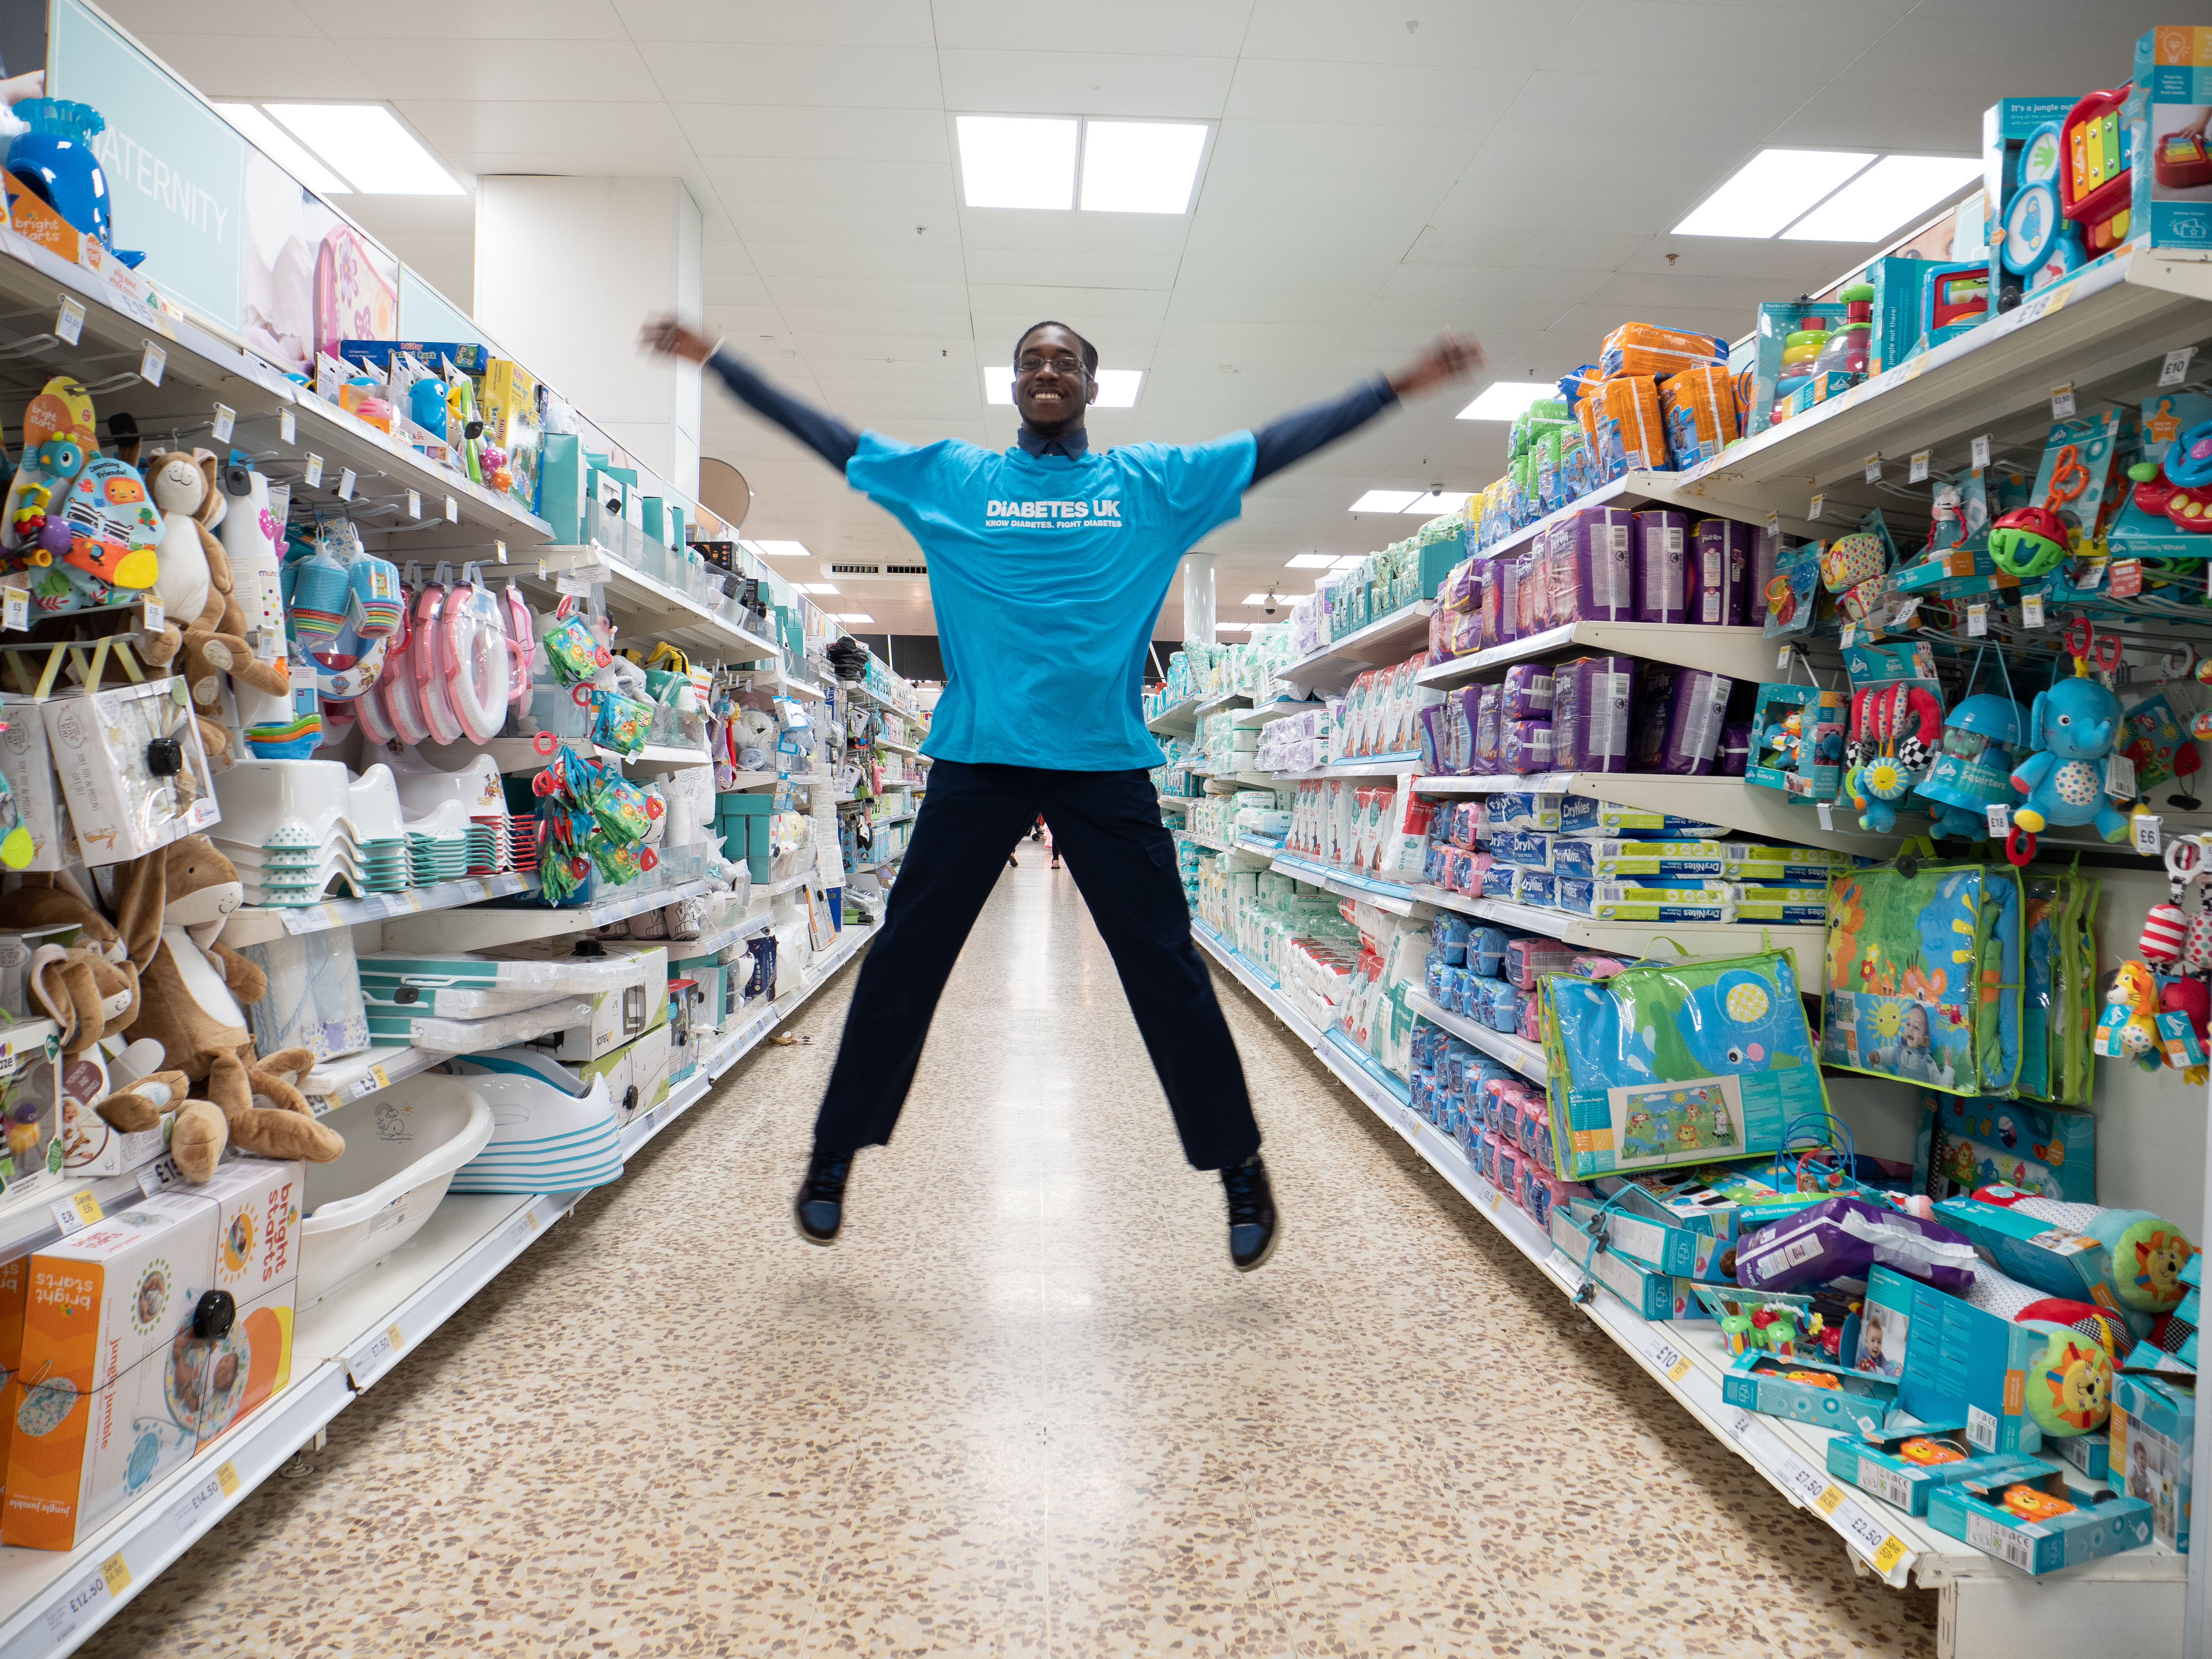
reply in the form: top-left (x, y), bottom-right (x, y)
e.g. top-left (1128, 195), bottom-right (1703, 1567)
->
top-left (1537, 944), bottom-right (1825, 1180)
top-left (1822, 856), bottom-right (2022, 1097)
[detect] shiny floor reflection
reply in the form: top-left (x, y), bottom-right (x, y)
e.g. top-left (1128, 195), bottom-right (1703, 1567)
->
top-left (84, 863), bottom-right (1940, 1656)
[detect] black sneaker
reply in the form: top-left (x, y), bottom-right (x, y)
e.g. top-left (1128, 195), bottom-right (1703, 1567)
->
top-left (794, 1149), bottom-right (852, 1245)
top-left (1221, 1155), bottom-right (1279, 1272)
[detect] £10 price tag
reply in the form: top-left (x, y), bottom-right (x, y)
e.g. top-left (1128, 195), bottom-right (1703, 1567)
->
top-left (2163, 347), bottom-right (2198, 388)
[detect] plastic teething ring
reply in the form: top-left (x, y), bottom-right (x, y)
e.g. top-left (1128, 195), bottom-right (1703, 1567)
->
top-left (646, 795), bottom-right (665, 819)
top-left (2061, 614), bottom-right (2092, 658)
top-left (569, 856), bottom-right (591, 879)
top-left (639, 847), bottom-right (658, 872)
top-left (573, 685), bottom-right (595, 708)
top-left (2006, 824), bottom-right (2038, 865)
top-left (531, 768), bottom-right (560, 797)
top-left (533, 731), bottom-right (558, 755)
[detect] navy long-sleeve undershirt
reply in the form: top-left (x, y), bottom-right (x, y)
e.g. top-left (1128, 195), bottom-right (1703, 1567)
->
top-left (704, 347), bottom-right (1398, 487)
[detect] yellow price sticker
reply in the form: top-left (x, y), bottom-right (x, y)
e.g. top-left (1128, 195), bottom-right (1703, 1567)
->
top-left (1666, 1355), bottom-right (1693, 1383)
top-left (387, 1323), bottom-right (405, 1352)
top-left (100, 1553), bottom-right (131, 1595)
top-left (368, 1065), bottom-right (390, 1091)
top-left (216, 1461), bottom-right (240, 1497)
top-left (70, 1190), bottom-right (102, 1226)
top-left (1814, 1484), bottom-right (1845, 1516)
top-left (1871, 1535), bottom-right (1907, 1575)
top-left (527, 1212), bottom-right (540, 1232)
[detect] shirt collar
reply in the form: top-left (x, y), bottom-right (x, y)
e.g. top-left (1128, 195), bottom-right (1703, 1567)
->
top-left (1015, 425), bottom-right (1089, 460)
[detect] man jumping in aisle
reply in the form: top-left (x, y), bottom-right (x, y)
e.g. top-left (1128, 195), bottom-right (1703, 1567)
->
top-left (643, 315), bottom-right (1482, 1270)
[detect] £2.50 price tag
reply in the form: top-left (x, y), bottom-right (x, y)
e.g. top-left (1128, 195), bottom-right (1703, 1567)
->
top-left (55, 297), bottom-right (85, 345)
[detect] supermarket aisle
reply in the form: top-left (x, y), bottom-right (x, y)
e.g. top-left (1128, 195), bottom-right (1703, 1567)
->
top-left (87, 867), bottom-right (1938, 1659)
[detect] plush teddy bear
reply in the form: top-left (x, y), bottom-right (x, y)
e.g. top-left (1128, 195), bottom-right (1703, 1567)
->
top-left (92, 835), bottom-right (343, 1181)
top-left (135, 449), bottom-right (291, 759)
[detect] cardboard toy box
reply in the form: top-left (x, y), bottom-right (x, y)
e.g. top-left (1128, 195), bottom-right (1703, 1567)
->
top-left (2110, 1368), bottom-right (2194, 1552)
top-left (0, 1158), bottom-right (303, 1549)
top-left (1933, 1196), bottom-right (2146, 1314)
top-left (1828, 1430), bottom-right (2045, 1517)
top-left (1720, 1350), bottom-right (1897, 1436)
top-left (1926, 1461), bottom-right (2154, 1575)
top-left (476, 360), bottom-right (543, 514)
top-left (1573, 1186), bottom-right (1734, 1281)
top-left (2131, 26), bottom-right (2212, 254)
top-left (1550, 1205), bottom-right (1711, 1321)
top-left (1866, 1264), bottom-right (2045, 1455)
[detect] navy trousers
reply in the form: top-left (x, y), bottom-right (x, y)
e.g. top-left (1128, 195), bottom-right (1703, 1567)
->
top-left (814, 759), bottom-right (1260, 1170)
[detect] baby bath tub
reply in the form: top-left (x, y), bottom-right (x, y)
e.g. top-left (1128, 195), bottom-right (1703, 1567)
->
top-left (297, 1074), bottom-right (495, 1307)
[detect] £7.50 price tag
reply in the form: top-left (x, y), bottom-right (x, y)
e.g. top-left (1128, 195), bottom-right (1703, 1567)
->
top-left (349, 1321), bottom-right (407, 1386)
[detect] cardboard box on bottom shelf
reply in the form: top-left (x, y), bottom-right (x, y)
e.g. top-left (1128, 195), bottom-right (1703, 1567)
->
top-left (1826, 1426), bottom-right (2040, 1517)
top-left (1866, 1264), bottom-right (2044, 1456)
top-left (1548, 1205), bottom-right (1711, 1321)
top-left (1925, 1461), bottom-right (2153, 1575)
top-left (2110, 1368), bottom-right (2193, 1552)
top-left (575, 1025), bottom-right (672, 1125)
top-left (0, 1157), bottom-right (303, 1550)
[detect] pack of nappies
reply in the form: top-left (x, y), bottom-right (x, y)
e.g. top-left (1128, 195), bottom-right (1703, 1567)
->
top-left (1551, 838), bottom-right (1728, 879)
top-left (1483, 792), bottom-right (1559, 834)
top-left (1633, 509), bottom-right (1688, 623)
top-left (1551, 655), bottom-right (1635, 774)
top-left (1559, 798), bottom-right (1731, 838)
top-left (1659, 364), bottom-right (1739, 469)
top-left (1554, 877), bottom-right (1734, 921)
top-left (1601, 322), bottom-right (1730, 381)
top-left (1548, 506), bottom-right (1638, 623)
top-left (1489, 828), bottom-right (1553, 868)
top-left (1501, 664), bottom-right (1555, 720)
top-left (1503, 720), bottom-right (1554, 774)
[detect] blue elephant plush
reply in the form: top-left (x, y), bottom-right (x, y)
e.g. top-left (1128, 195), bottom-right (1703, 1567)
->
top-left (2009, 676), bottom-right (2130, 841)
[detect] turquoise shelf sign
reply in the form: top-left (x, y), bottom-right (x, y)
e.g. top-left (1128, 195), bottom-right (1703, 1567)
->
top-left (48, 0), bottom-right (246, 332)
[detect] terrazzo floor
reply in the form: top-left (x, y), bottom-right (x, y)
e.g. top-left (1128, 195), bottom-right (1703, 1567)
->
top-left (84, 860), bottom-right (1940, 1657)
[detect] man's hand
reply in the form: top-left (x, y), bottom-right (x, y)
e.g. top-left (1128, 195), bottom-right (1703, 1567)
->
top-left (640, 314), bottom-right (714, 365)
top-left (1386, 330), bottom-right (1486, 400)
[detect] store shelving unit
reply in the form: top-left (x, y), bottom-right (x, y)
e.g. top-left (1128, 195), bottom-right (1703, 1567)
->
top-left (1407, 771), bottom-right (1895, 858)
top-left (1146, 696), bottom-right (1200, 736)
top-left (1416, 620), bottom-right (1779, 691)
top-left (1279, 600), bottom-right (1436, 692)
top-left (1232, 700), bottom-right (1325, 729)
top-left (477, 738), bottom-right (710, 774)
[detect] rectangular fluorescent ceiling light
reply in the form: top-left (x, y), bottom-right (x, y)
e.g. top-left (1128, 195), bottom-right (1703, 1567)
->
top-left (1404, 491), bottom-right (1471, 513)
top-left (262, 104), bottom-right (463, 195)
top-left (1081, 121), bottom-right (1207, 213)
top-left (1285, 554), bottom-right (1337, 569)
top-left (215, 103), bottom-right (349, 195)
top-left (982, 367), bottom-right (1142, 407)
top-left (1214, 621), bottom-right (1251, 632)
top-left (743, 540), bottom-right (812, 558)
top-left (1458, 381), bottom-right (1552, 421)
top-left (794, 583), bottom-right (839, 594)
top-left (1240, 594), bottom-right (1274, 606)
top-left (1781, 154), bottom-right (1982, 242)
top-left (1674, 148), bottom-right (1874, 238)
top-left (958, 116), bottom-right (1078, 210)
top-left (834, 613), bottom-right (875, 624)
top-left (1349, 490), bottom-right (1421, 512)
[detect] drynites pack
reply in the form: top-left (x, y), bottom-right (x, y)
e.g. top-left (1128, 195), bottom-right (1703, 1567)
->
top-left (1633, 510), bottom-right (1688, 624)
top-left (1657, 669), bottom-right (1734, 775)
top-left (1692, 518), bottom-right (1756, 626)
top-left (1551, 655), bottom-right (1634, 774)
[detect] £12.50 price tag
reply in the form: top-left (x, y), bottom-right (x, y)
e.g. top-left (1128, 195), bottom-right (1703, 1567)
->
top-left (2050, 382), bottom-right (2076, 418)
top-left (55, 297), bottom-right (85, 345)
top-left (1863, 454), bottom-right (1882, 484)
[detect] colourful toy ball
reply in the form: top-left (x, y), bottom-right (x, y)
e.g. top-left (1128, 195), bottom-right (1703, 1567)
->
top-left (2019, 1319), bottom-right (2113, 1436)
top-left (1819, 530), bottom-right (1884, 593)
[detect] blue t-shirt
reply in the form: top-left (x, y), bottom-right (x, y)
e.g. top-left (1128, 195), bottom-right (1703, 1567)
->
top-left (844, 432), bottom-right (1256, 770)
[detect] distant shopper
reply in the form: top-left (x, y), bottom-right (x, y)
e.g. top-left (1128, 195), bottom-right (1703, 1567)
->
top-left (644, 314), bottom-right (1482, 1271)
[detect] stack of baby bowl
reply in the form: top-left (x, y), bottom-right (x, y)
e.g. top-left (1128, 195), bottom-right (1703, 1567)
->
top-left (211, 760), bottom-right (409, 906)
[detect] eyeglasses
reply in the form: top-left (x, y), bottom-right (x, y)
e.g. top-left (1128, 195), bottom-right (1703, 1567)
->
top-left (1017, 353), bottom-right (1088, 376)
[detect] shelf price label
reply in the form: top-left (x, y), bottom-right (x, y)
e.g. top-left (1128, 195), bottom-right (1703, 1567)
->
top-left (55, 296), bottom-right (85, 345)
top-left (1816, 801), bottom-right (1835, 833)
top-left (52, 1188), bottom-right (102, 1234)
top-left (139, 342), bottom-right (165, 387)
top-left (406, 489), bottom-right (421, 520)
top-left (338, 468), bottom-right (356, 501)
top-left (2050, 382), bottom-right (2076, 419)
top-left (1967, 603), bottom-right (1988, 636)
top-left (1970, 434), bottom-right (1991, 471)
top-left (1806, 493), bottom-right (1825, 522)
top-left (279, 408), bottom-right (297, 444)
top-left (1907, 450), bottom-right (1931, 483)
top-left (1765, 511), bottom-right (1781, 540)
top-left (2162, 346), bottom-right (2198, 388)
top-left (303, 453), bottom-right (324, 487)
top-left (3, 590), bottom-right (29, 633)
top-left (1890, 597), bottom-right (1921, 630)
top-left (2134, 814), bottom-right (2163, 856)
top-left (2022, 592), bottom-right (2045, 629)
top-left (1863, 454), bottom-right (1882, 484)
top-left (1986, 803), bottom-right (2011, 837)
top-left (1777, 645), bottom-right (1792, 672)
top-left (495, 539), bottom-right (508, 564)
top-left (142, 597), bottom-right (164, 635)
top-left (212, 404), bottom-right (236, 443)
top-left (99, 1553), bottom-right (131, 1595)
top-left (445, 495), bottom-right (459, 523)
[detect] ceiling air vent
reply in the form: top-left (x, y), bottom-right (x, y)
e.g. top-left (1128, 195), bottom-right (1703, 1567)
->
top-left (823, 562), bottom-right (929, 581)
top-left (829, 563), bottom-right (881, 575)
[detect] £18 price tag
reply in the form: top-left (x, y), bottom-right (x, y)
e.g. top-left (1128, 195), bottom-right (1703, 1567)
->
top-left (1986, 803), bottom-right (2011, 836)
top-left (2162, 347), bottom-right (2198, 389)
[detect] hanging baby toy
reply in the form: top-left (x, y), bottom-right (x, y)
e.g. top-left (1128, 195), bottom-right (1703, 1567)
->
top-left (2007, 647), bottom-right (2131, 861)
top-left (1843, 680), bottom-right (1942, 832)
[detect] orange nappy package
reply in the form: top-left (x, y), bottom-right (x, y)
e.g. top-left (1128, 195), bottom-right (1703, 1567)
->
top-left (1, 1158), bottom-right (302, 1551)
top-left (1600, 322), bottom-right (1730, 381)
top-left (1592, 376), bottom-right (1668, 477)
top-left (1659, 365), bottom-right (1740, 469)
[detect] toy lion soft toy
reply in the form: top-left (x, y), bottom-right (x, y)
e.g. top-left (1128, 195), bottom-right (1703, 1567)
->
top-left (91, 835), bottom-right (343, 1180)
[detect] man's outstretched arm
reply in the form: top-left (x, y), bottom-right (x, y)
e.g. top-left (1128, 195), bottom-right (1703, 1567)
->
top-left (640, 316), bottom-right (861, 472)
top-left (1247, 331), bottom-right (1485, 486)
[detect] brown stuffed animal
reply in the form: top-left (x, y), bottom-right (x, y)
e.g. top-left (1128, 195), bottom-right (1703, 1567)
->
top-left (134, 450), bottom-right (289, 759)
top-left (26, 943), bottom-right (136, 1054)
top-left (100, 835), bottom-right (342, 1181)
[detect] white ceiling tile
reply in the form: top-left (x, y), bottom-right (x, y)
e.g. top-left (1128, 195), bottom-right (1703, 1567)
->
top-left (1180, 209), bottom-right (1432, 260)
top-left (638, 42), bottom-right (945, 107)
top-left (765, 277), bottom-right (970, 313)
top-left (113, 33), bottom-right (383, 99)
top-left (613, 0), bottom-right (937, 44)
top-left (812, 361), bottom-right (988, 391)
top-left (1172, 255), bottom-right (1398, 298)
top-left (1242, 1), bottom-right (1570, 69)
top-left (1764, 82), bottom-right (2000, 155)
top-left (1225, 61), bottom-right (1529, 128)
top-left (967, 314), bottom-right (1162, 361)
top-left (935, 51), bottom-right (1238, 119)
top-left (297, 0), bottom-right (628, 38)
top-left (1194, 173), bottom-right (1449, 223)
top-left (704, 269), bottom-right (777, 306)
top-left (1206, 121), bottom-right (1482, 182)
top-left (958, 249), bottom-right (1182, 289)
top-left (672, 105), bottom-right (949, 162)
top-left (336, 194), bottom-right (476, 237)
top-left (1161, 289), bottom-right (1372, 329)
top-left (1149, 322), bottom-right (1350, 360)
top-left (959, 209), bottom-right (1194, 255)
top-left (965, 285), bottom-right (1173, 323)
top-left (928, 0), bottom-right (1252, 56)
top-left (701, 306), bottom-right (793, 338)
top-left (722, 202), bottom-right (961, 246)
top-left (336, 39), bottom-right (662, 101)
top-left (1577, 271), bottom-right (1805, 315)
top-left (97, 0), bottom-right (321, 35)
top-left (786, 328), bottom-right (979, 360)
top-left (747, 242), bottom-right (970, 282)
top-left (397, 100), bottom-right (693, 154)
top-left (1827, 15), bottom-right (2131, 90)
top-left (1538, 1), bottom-right (1847, 81)
top-left (1402, 224), bottom-right (1653, 271)
top-left (706, 157), bottom-right (956, 210)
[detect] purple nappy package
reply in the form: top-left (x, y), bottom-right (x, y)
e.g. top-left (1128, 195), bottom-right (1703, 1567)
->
top-left (1501, 663), bottom-right (1555, 719)
top-left (1693, 518), bottom-right (1756, 626)
top-left (1474, 684), bottom-right (1502, 773)
top-left (1551, 654), bottom-right (1635, 774)
top-left (1503, 719), bottom-right (1554, 775)
top-left (1476, 559), bottom-right (1502, 649)
top-left (1657, 668), bottom-right (1734, 775)
top-left (1746, 522), bottom-right (1784, 629)
top-left (1719, 721), bottom-right (1752, 777)
top-left (1494, 557), bottom-right (1524, 646)
top-left (1550, 506), bottom-right (1638, 623)
top-left (1735, 1197), bottom-right (1979, 1295)
top-left (1634, 509), bottom-right (1688, 625)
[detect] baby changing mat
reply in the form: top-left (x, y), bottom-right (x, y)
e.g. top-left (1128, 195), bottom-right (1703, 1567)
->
top-left (1538, 946), bottom-right (1825, 1180)
top-left (1822, 860), bottom-right (2022, 1097)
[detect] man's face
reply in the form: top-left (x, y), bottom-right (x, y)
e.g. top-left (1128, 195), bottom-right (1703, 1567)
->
top-left (1013, 325), bottom-right (1095, 430)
